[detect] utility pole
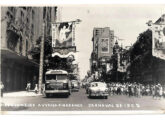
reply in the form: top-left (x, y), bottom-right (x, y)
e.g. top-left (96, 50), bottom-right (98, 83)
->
top-left (116, 53), bottom-right (119, 82)
top-left (38, 22), bottom-right (45, 94)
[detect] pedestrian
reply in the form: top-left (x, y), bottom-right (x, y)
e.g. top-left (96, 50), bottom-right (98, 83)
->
top-left (26, 82), bottom-right (31, 92)
top-left (121, 85), bottom-right (124, 95)
top-left (34, 84), bottom-right (38, 94)
top-left (158, 85), bottom-right (163, 100)
top-left (112, 86), bottom-right (115, 95)
top-left (152, 85), bottom-right (156, 99)
top-left (41, 84), bottom-right (45, 94)
top-left (155, 84), bottom-right (160, 99)
top-left (146, 85), bottom-right (150, 96)
top-left (163, 85), bottom-right (165, 98)
top-left (131, 85), bottom-right (134, 97)
top-left (134, 85), bottom-right (137, 97)
top-left (0, 81), bottom-right (4, 97)
top-left (128, 84), bottom-right (132, 97)
top-left (117, 86), bottom-right (121, 95)
top-left (137, 85), bottom-right (141, 98)
top-left (141, 85), bottom-right (145, 96)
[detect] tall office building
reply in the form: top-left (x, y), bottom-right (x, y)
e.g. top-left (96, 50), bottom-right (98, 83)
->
top-left (90, 27), bottom-right (114, 78)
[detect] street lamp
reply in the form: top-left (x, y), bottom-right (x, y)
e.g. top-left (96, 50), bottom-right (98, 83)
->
top-left (75, 19), bottom-right (82, 24)
top-left (53, 19), bottom-right (82, 24)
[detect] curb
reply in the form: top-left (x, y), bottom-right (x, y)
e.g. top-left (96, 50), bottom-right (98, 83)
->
top-left (3, 91), bottom-right (43, 97)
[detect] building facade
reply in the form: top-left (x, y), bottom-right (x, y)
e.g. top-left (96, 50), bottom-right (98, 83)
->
top-left (1, 7), bottom-right (57, 91)
top-left (90, 27), bottom-right (114, 80)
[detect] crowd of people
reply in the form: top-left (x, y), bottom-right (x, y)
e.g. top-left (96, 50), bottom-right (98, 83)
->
top-left (107, 82), bottom-right (165, 99)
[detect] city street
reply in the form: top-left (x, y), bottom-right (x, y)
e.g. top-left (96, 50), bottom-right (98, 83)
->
top-left (1, 88), bottom-right (165, 111)
top-left (1, 6), bottom-right (165, 115)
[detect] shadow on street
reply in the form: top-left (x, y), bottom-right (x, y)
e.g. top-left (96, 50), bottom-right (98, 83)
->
top-left (42, 94), bottom-right (70, 98)
top-left (87, 96), bottom-right (107, 99)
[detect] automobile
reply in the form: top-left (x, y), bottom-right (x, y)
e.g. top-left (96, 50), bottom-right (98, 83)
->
top-left (88, 82), bottom-right (109, 99)
top-left (85, 82), bottom-right (94, 94)
top-left (71, 80), bottom-right (80, 92)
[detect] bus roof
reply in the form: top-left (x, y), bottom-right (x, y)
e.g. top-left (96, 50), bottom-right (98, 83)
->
top-left (46, 70), bottom-right (68, 75)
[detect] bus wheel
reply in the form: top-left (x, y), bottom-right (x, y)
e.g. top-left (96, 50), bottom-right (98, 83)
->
top-left (46, 93), bottom-right (50, 98)
top-left (65, 93), bottom-right (70, 98)
top-left (104, 96), bottom-right (108, 99)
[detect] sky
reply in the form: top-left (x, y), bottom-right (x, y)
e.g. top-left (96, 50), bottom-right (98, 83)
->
top-left (60, 4), bottom-right (165, 79)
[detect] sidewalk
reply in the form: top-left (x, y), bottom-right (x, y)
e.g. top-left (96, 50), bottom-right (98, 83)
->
top-left (3, 90), bottom-right (43, 97)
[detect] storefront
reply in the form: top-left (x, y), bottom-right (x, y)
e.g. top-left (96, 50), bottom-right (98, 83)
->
top-left (1, 49), bottom-right (39, 92)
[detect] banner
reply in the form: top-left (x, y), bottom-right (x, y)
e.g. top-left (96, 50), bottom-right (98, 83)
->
top-left (52, 22), bottom-right (73, 48)
top-left (117, 53), bottom-right (126, 72)
top-left (152, 24), bottom-right (165, 60)
top-left (101, 38), bottom-right (109, 53)
top-left (52, 24), bottom-right (56, 47)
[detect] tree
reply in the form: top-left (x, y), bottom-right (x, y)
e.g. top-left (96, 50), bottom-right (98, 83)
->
top-left (129, 29), bottom-right (152, 83)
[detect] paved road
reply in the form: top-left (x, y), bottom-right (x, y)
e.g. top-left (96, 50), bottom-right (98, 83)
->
top-left (1, 88), bottom-right (165, 111)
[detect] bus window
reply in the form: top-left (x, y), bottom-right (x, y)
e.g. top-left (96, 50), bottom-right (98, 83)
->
top-left (46, 75), bottom-right (56, 80)
top-left (56, 74), bottom-right (67, 80)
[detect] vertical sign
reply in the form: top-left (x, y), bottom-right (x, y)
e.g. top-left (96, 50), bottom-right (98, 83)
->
top-left (117, 53), bottom-right (126, 72)
top-left (117, 53), bottom-right (121, 72)
top-left (52, 24), bottom-right (56, 47)
top-left (152, 24), bottom-right (165, 60)
top-left (72, 22), bottom-right (76, 46)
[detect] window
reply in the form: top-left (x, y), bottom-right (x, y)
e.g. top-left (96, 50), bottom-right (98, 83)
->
top-left (26, 40), bottom-right (28, 53)
top-left (26, 18), bottom-right (29, 23)
top-left (21, 11), bottom-right (24, 18)
top-left (31, 24), bottom-right (34, 34)
top-left (43, 7), bottom-right (46, 19)
top-left (32, 10), bottom-right (35, 20)
top-left (95, 29), bottom-right (100, 35)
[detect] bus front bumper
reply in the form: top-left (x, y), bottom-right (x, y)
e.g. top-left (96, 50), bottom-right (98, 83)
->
top-left (45, 90), bottom-right (70, 94)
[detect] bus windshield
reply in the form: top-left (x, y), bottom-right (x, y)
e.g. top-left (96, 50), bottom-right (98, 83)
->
top-left (57, 74), bottom-right (67, 80)
top-left (46, 74), bottom-right (67, 80)
top-left (46, 75), bottom-right (56, 80)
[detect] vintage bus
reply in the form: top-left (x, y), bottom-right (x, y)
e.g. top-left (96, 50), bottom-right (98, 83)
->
top-left (44, 70), bottom-right (71, 97)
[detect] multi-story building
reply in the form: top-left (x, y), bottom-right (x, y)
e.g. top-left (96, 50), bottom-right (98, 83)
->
top-left (90, 27), bottom-right (114, 80)
top-left (1, 7), bottom-right (57, 91)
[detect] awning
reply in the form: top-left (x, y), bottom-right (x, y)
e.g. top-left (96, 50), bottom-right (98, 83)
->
top-left (1, 48), bottom-right (39, 67)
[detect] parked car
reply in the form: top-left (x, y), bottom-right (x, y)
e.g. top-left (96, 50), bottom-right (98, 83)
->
top-left (71, 80), bottom-right (80, 92)
top-left (88, 82), bottom-right (109, 99)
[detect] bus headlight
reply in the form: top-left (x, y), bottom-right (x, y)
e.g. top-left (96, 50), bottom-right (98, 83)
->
top-left (63, 83), bottom-right (68, 89)
top-left (46, 84), bottom-right (50, 88)
top-left (105, 89), bottom-right (109, 93)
